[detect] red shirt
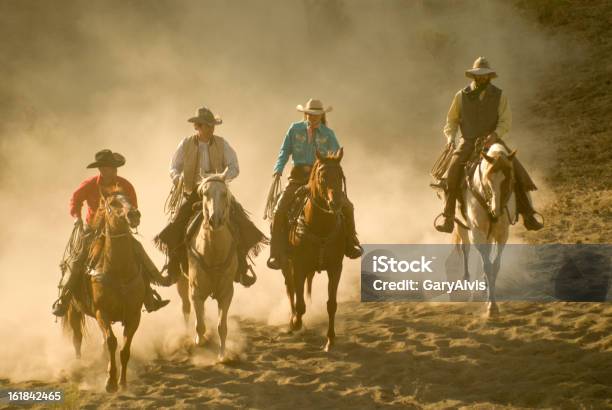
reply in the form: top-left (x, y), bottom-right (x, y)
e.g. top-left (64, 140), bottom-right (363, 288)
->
top-left (69, 175), bottom-right (138, 225)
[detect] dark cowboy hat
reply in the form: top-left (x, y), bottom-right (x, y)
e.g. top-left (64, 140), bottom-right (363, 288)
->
top-left (86, 149), bottom-right (126, 169)
top-left (188, 106), bottom-right (223, 125)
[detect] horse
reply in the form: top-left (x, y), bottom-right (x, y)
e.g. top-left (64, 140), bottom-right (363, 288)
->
top-left (63, 189), bottom-right (145, 392)
top-left (282, 148), bottom-right (347, 352)
top-left (453, 143), bottom-right (517, 317)
top-left (187, 171), bottom-right (237, 361)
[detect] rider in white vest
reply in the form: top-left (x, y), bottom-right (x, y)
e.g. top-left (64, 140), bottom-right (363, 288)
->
top-left (156, 106), bottom-right (257, 286)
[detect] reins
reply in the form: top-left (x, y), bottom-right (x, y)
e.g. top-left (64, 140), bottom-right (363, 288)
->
top-left (467, 152), bottom-right (516, 237)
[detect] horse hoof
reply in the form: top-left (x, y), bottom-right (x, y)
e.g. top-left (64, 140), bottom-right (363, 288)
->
top-left (290, 315), bottom-right (303, 331)
top-left (487, 303), bottom-right (500, 318)
top-left (105, 379), bottom-right (118, 393)
top-left (195, 334), bottom-right (207, 347)
top-left (324, 339), bottom-right (334, 352)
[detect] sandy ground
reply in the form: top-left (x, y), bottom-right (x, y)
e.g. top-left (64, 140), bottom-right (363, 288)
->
top-left (1, 301), bottom-right (610, 409)
top-left (1, 2), bottom-right (611, 409)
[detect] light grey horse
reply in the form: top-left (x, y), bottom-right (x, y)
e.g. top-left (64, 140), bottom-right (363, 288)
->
top-left (188, 171), bottom-right (237, 361)
top-left (454, 143), bottom-right (517, 317)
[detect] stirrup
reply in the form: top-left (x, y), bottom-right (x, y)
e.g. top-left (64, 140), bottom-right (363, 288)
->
top-left (52, 298), bottom-right (68, 317)
top-left (434, 213), bottom-right (454, 233)
top-left (267, 256), bottom-right (284, 270)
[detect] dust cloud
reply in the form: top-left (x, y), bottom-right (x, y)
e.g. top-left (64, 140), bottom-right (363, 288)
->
top-left (0, 0), bottom-right (565, 383)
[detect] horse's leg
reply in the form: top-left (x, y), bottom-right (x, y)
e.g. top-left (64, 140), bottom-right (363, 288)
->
top-left (68, 303), bottom-right (83, 359)
top-left (292, 265), bottom-right (307, 331)
top-left (190, 288), bottom-right (207, 347)
top-left (488, 242), bottom-right (506, 317)
top-left (474, 242), bottom-right (496, 318)
top-left (216, 284), bottom-right (234, 362)
top-left (458, 228), bottom-right (471, 281)
top-left (95, 310), bottom-right (118, 393)
top-left (177, 275), bottom-right (191, 327)
top-left (119, 311), bottom-right (141, 388)
top-left (282, 265), bottom-right (297, 331)
top-left (324, 266), bottom-right (342, 352)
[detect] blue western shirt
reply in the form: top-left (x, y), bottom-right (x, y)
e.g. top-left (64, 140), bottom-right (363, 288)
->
top-left (273, 121), bottom-right (341, 174)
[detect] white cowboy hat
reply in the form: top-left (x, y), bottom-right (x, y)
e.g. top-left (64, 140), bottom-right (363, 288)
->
top-left (188, 106), bottom-right (223, 125)
top-left (296, 99), bottom-right (333, 115)
top-left (465, 56), bottom-right (498, 79)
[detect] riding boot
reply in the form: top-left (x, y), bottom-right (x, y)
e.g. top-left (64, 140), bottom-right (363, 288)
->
top-left (435, 189), bottom-right (457, 233)
top-left (156, 192), bottom-right (199, 280)
top-left (435, 138), bottom-right (475, 234)
top-left (515, 183), bottom-right (544, 231)
top-left (267, 210), bottom-right (288, 270)
top-left (143, 285), bottom-right (170, 312)
top-left (342, 200), bottom-right (363, 259)
top-left (52, 234), bottom-right (92, 316)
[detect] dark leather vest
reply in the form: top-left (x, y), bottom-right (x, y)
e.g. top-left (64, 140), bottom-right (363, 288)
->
top-left (459, 83), bottom-right (502, 140)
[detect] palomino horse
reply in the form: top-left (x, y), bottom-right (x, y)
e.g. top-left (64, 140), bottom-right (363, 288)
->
top-left (282, 148), bottom-right (347, 352)
top-left (187, 172), bottom-right (237, 361)
top-left (64, 190), bottom-right (145, 392)
top-left (454, 143), bottom-right (517, 317)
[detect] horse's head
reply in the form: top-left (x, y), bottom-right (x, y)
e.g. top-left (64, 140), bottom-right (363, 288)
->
top-left (480, 144), bottom-right (516, 219)
top-left (101, 189), bottom-right (141, 232)
top-left (309, 148), bottom-right (346, 213)
top-left (198, 169), bottom-right (232, 230)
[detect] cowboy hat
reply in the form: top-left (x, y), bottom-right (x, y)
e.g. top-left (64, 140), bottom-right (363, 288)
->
top-left (465, 56), bottom-right (498, 79)
top-left (86, 149), bottom-right (126, 169)
top-left (188, 106), bottom-right (223, 125)
top-left (296, 99), bottom-right (333, 115)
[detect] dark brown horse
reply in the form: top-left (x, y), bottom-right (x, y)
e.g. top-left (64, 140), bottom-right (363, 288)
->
top-left (282, 148), bottom-right (346, 351)
top-left (63, 190), bottom-right (145, 392)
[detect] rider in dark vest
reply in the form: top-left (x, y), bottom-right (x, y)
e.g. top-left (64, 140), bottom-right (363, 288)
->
top-left (435, 57), bottom-right (544, 233)
top-left (267, 99), bottom-right (363, 270)
top-left (52, 150), bottom-right (170, 316)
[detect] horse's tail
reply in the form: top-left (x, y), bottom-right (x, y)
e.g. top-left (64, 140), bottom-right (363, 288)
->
top-left (306, 272), bottom-right (315, 301)
top-left (62, 301), bottom-right (86, 338)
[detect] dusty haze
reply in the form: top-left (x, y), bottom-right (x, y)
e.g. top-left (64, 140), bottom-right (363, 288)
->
top-left (0, 0), bottom-right (566, 384)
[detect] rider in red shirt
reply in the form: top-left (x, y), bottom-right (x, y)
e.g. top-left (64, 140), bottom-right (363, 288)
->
top-left (52, 150), bottom-right (169, 316)
top-left (69, 174), bottom-right (137, 226)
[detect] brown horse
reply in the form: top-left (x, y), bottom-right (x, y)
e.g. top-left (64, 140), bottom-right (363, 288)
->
top-left (63, 190), bottom-right (145, 392)
top-left (282, 148), bottom-right (347, 351)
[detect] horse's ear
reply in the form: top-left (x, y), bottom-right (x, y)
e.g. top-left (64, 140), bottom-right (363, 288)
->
top-left (315, 149), bottom-right (322, 162)
top-left (481, 151), bottom-right (495, 164)
top-left (337, 147), bottom-right (344, 161)
top-left (508, 150), bottom-right (517, 161)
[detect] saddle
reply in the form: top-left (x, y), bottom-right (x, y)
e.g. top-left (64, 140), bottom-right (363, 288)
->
top-left (288, 186), bottom-right (309, 226)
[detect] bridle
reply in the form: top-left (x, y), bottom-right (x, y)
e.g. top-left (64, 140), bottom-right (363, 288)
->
top-left (199, 179), bottom-right (231, 229)
top-left (100, 192), bottom-right (140, 237)
top-left (309, 162), bottom-right (346, 215)
top-left (469, 152), bottom-right (515, 223)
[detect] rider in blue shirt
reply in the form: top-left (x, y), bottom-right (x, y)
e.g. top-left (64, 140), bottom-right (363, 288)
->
top-left (267, 99), bottom-right (363, 270)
